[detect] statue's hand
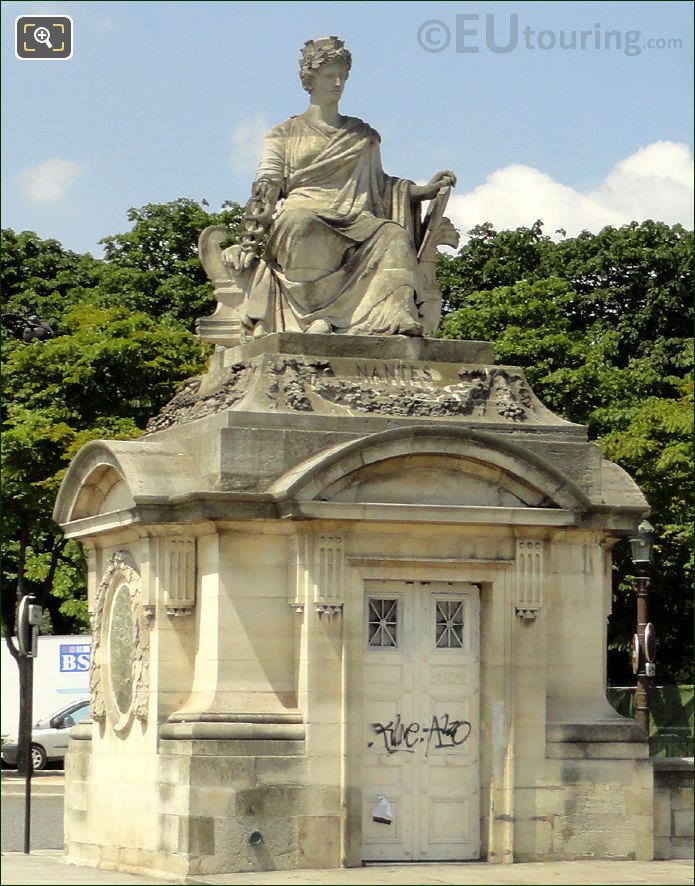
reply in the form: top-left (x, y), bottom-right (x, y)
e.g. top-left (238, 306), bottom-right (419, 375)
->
top-left (222, 244), bottom-right (256, 272)
top-left (411, 170), bottom-right (457, 202)
top-left (430, 169), bottom-right (457, 190)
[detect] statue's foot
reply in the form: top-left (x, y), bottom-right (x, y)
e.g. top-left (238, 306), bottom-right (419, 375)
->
top-left (396, 317), bottom-right (424, 337)
top-left (386, 287), bottom-right (424, 337)
top-left (306, 319), bottom-right (332, 334)
top-left (350, 289), bottom-right (424, 337)
top-left (387, 309), bottom-right (423, 337)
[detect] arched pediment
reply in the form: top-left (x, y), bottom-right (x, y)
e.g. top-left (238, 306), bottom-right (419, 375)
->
top-left (270, 427), bottom-right (590, 513)
top-left (71, 463), bottom-right (135, 520)
top-left (53, 440), bottom-right (192, 527)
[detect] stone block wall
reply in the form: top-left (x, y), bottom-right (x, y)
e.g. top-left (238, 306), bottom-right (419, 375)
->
top-left (653, 758), bottom-right (694, 860)
top-left (155, 741), bottom-right (341, 876)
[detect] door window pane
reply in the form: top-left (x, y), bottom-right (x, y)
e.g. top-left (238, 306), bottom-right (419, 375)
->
top-left (435, 600), bottom-right (464, 648)
top-left (368, 598), bottom-right (398, 648)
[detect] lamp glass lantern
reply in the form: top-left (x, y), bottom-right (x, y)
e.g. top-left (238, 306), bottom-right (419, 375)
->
top-left (629, 519), bottom-right (655, 566)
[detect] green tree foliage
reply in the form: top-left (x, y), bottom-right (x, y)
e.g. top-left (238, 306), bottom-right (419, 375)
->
top-left (1, 229), bottom-right (101, 331)
top-left (1, 199), bottom-right (243, 640)
top-left (438, 220), bottom-right (693, 683)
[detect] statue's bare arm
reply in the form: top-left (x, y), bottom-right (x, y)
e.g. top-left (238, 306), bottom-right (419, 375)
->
top-left (223, 177), bottom-right (282, 272)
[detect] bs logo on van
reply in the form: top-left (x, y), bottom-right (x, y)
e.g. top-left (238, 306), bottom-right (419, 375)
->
top-left (59, 643), bottom-right (91, 672)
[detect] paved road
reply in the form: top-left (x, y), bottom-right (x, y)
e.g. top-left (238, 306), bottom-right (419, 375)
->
top-left (1, 774), bottom-right (64, 852)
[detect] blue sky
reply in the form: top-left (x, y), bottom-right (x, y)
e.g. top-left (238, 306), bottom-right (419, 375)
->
top-left (2, 0), bottom-right (693, 255)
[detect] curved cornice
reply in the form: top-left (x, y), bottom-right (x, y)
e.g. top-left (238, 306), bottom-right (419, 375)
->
top-left (269, 425), bottom-right (592, 513)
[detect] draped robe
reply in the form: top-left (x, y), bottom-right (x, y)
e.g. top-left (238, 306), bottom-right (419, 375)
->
top-left (239, 113), bottom-right (422, 335)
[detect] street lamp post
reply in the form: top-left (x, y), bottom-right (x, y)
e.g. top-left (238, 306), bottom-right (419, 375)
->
top-left (2, 316), bottom-right (53, 853)
top-left (17, 596), bottom-right (41, 854)
top-left (629, 519), bottom-right (656, 737)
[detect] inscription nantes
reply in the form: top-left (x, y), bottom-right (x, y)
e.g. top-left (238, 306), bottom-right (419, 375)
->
top-left (355, 362), bottom-right (433, 383)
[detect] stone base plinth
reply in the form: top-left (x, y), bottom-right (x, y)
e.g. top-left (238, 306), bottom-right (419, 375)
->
top-left (58, 334), bottom-right (652, 876)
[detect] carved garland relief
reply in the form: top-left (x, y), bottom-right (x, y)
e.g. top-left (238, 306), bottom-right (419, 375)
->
top-left (268, 359), bottom-right (534, 420)
top-left (146, 357), bottom-right (538, 433)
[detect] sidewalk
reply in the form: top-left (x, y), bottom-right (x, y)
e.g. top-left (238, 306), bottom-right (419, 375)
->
top-left (1, 851), bottom-right (692, 886)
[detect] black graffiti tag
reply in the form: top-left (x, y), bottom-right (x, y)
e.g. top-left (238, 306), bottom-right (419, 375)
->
top-left (425, 713), bottom-right (472, 756)
top-left (368, 713), bottom-right (472, 757)
top-left (369, 713), bottom-right (420, 754)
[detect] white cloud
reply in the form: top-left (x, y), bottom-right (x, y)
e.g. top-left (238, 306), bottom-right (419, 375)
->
top-left (229, 113), bottom-right (269, 177)
top-left (446, 141), bottom-right (694, 240)
top-left (21, 157), bottom-right (81, 204)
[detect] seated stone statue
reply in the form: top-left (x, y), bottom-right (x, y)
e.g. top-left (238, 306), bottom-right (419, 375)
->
top-left (201, 36), bottom-right (458, 340)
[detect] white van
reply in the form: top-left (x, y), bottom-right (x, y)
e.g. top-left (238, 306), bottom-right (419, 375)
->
top-left (1, 635), bottom-right (92, 746)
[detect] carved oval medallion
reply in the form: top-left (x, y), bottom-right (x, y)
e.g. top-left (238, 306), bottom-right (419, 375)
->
top-left (108, 582), bottom-right (135, 716)
top-left (91, 551), bottom-right (149, 732)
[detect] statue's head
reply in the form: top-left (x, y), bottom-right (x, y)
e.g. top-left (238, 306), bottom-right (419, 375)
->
top-left (299, 36), bottom-right (352, 94)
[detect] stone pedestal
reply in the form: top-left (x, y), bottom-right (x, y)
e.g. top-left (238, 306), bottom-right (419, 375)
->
top-left (56, 334), bottom-right (654, 878)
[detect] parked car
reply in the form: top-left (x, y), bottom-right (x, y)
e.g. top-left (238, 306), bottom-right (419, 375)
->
top-left (1, 698), bottom-right (90, 770)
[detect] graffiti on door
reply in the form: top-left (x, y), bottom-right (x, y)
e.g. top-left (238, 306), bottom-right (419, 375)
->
top-left (368, 712), bottom-right (472, 757)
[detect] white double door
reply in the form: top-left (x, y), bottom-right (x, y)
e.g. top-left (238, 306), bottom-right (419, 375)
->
top-left (361, 580), bottom-right (480, 862)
